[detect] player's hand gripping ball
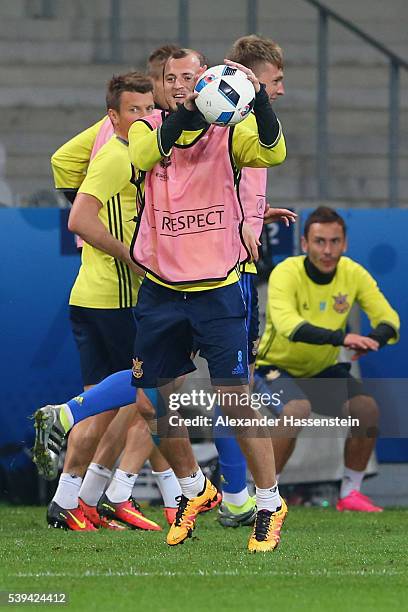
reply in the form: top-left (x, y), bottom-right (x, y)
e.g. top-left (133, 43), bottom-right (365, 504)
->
top-left (195, 64), bottom-right (255, 126)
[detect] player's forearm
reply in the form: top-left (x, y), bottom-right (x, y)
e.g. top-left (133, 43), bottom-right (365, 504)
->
top-left (253, 84), bottom-right (281, 147)
top-left (68, 211), bottom-right (131, 265)
top-left (368, 323), bottom-right (397, 348)
top-left (77, 225), bottom-right (130, 265)
top-left (291, 322), bottom-right (345, 346)
top-left (158, 105), bottom-right (202, 155)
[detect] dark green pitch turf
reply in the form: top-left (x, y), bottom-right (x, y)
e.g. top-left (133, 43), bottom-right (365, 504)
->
top-left (0, 505), bottom-right (407, 611)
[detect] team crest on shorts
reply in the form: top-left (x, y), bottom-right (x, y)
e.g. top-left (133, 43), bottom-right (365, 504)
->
top-left (132, 358), bottom-right (144, 379)
top-left (332, 292), bottom-right (350, 314)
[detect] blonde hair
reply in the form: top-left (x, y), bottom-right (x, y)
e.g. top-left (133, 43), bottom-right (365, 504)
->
top-left (227, 35), bottom-right (283, 71)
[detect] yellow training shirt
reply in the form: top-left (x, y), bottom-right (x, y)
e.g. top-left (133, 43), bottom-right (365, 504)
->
top-left (256, 255), bottom-right (400, 377)
top-left (69, 136), bottom-right (142, 308)
top-left (51, 118), bottom-right (107, 190)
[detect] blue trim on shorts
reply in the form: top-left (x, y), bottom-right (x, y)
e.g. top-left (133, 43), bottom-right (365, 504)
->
top-left (239, 272), bottom-right (259, 364)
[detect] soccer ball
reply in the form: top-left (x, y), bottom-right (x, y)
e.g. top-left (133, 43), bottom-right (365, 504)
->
top-left (195, 65), bottom-right (255, 126)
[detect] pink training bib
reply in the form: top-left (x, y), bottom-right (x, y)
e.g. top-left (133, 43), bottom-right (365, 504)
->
top-left (132, 111), bottom-right (244, 284)
top-left (239, 167), bottom-right (267, 263)
top-left (75, 117), bottom-right (114, 249)
top-left (90, 117), bottom-right (114, 159)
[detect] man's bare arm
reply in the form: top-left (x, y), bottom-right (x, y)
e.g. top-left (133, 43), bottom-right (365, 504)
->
top-left (68, 193), bottom-right (143, 275)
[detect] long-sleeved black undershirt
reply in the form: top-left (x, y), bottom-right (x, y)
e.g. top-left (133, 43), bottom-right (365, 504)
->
top-left (158, 82), bottom-right (280, 156)
top-left (252, 83), bottom-right (280, 147)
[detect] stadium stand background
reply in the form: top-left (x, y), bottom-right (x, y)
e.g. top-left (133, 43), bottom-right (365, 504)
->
top-left (0, 0), bottom-right (407, 208)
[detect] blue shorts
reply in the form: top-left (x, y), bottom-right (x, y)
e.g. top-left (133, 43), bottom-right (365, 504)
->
top-left (254, 363), bottom-right (367, 417)
top-left (131, 278), bottom-right (249, 388)
top-left (239, 272), bottom-right (260, 364)
top-left (70, 305), bottom-right (136, 386)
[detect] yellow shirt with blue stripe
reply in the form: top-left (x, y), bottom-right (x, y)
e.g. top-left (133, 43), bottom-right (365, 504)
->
top-left (51, 120), bottom-right (142, 308)
top-left (71, 136), bottom-right (142, 308)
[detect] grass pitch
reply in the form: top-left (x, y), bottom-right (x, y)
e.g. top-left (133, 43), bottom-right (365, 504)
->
top-left (0, 505), bottom-right (407, 611)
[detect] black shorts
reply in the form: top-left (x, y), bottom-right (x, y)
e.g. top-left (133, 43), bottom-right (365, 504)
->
top-left (131, 278), bottom-right (249, 388)
top-left (239, 272), bottom-right (260, 365)
top-left (69, 305), bottom-right (136, 386)
top-left (255, 363), bottom-right (368, 417)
